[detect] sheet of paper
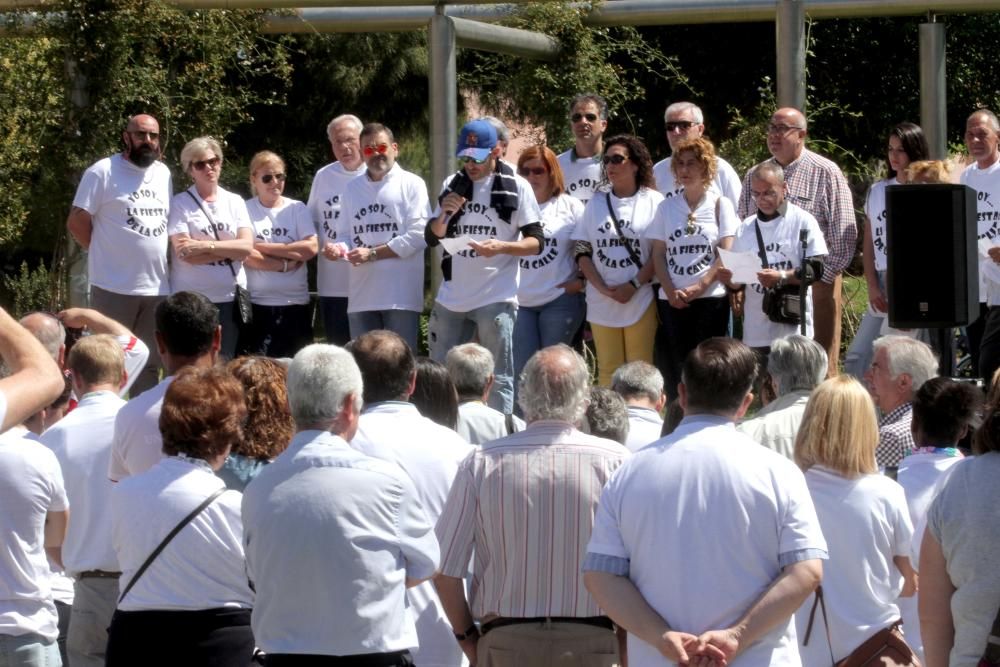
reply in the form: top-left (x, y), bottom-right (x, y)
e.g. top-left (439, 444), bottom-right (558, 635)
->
top-left (439, 234), bottom-right (476, 255)
top-left (718, 247), bottom-right (762, 285)
top-left (980, 238), bottom-right (1000, 285)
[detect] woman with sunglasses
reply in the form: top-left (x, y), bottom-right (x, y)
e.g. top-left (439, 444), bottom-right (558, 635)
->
top-left (647, 137), bottom-right (738, 400)
top-left (572, 135), bottom-right (664, 386)
top-left (512, 146), bottom-right (587, 383)
top-left (240, 151), bottom-right (318, 358)
top-left (168, 136), bottom-right (253, 359)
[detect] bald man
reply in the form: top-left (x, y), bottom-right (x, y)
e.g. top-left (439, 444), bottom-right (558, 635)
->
top-left (738, 107), bottom-right (856, 376)
top-left (67, 113), bottom-right (172, 395)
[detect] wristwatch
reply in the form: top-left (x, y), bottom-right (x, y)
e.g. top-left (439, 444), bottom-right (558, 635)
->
top-left (629, 278), bottom-right (641, 290)
top-left (777, 270), bottom-right (787, 288)
top-left (367, 247), bottom-right (379, 263)
top-left (454, 623), bottom-right (479, 641)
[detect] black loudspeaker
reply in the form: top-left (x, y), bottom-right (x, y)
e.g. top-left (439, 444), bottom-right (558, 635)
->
top-left (886, 183), bottom-right (978, 328)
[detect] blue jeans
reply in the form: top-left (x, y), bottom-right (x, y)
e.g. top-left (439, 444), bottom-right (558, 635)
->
top-left (513, 291), bottom-right (586, 386)
top-left (348, 310), bottom-right (421, 353)
top-left (319, 296), bottom-right (351, 346)
top-left (843, 270), bottom-right (886, 379)
top-left (428, 301), bottom-right (516, 414)
top-left (0, 634), bottom-right (60, 667)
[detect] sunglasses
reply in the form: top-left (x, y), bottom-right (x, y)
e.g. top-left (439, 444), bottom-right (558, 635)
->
top-left (192, 156), bottom-right (221, 171)
top-left (362, 144), bottom-right (391, 157)
top-left (518, 167), bottom-right (548, 177)
top-left (572, 112), bottom-right (599, 123)
top-left (665, 121), bottom-right (697, 132)
top-left (459, 156), bottom-right (489, 165)
top-left (260, 173), bottom-right (286, 184)
top-left (602, 154), bottom-right (630, 166)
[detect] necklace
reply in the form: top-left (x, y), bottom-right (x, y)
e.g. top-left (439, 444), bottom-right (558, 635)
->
top-left (685, 192), bottom-right (707, 235)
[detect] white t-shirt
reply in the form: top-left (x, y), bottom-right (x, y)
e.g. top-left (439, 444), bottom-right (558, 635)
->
top-left (244, 197), bottom-right (315, 306)
top-left (72, 154), bottom-right (172, 296)
top-left (959, 159), bottom-right (1000, 303)
top-left (557, 149), bottom-right (605, 205)
top-left (865, 178), bottom-right (899, 273)
top-left (518, 194), bottom-right (584, 307)
top-left (340, 164), bottom-right (431, 313)
top-left (309, 161), bottom-right (366, 298)
top-left (793, 466), bottom-right (913, 664)
top-left (350, 402), bottom-right (474, 667)
top-left (111, 456), bottom-right (252, 611)
top-left (586, 415), bottom-right (826, 667)
top-left (0, 425), bottom-right (68, 640)
top-left (108, 375), bottom-right (173, 482)
top-left (652, 155), bottom-right (743, 209)
top-left (571, 188), bottom-right (664, 327)
top-left (40, 390), bottom-right (125, 576)
top-left (168, 187), bottom-right (251, 303)
top-left (646, 190), bottom-right (739, 298)
top-left (730, 204), bottom-right (828, 348)
top-left (432, 172), bottom-right (543, 313)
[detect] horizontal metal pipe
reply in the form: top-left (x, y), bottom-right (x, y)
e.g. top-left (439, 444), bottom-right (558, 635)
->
top-left (260, 4), bottom-right (518, 33)
top-left (451, 15), bottom-right (559, 59)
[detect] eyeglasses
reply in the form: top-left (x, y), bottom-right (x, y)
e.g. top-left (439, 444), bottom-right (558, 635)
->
top-left (766, 123), bottom-right (804, 135)
top-left (128, 130), bottom-right (159, 141)
top-left (362, 144), bottom-right (391, 157)
top-left (260, 173), bottom-right (286, 184)
top-left (518, 166), bottom-right (548, 177)
top-left (459, 156), bottom-right (489, 165)
top-left (571, 112), bottom-right (599, 123)
top-left (602, 154), bottom-right (630, 166)
top-left (192, 156), bottom-right (221, 171)
top-left (750, 188), bottom-right (780, 200)
top-left (665, 121), bottom-right (697, 132)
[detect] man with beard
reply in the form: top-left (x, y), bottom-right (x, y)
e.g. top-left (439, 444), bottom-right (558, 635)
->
top-left (67, 114), bottom-right (171, 395)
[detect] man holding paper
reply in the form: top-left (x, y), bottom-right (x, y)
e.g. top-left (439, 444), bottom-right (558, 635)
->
top-left (425, 119), bottom-right (544, 415)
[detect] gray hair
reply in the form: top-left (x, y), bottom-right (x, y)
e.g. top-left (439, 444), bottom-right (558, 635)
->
top-left (664, 101), bottom-right (704, 124)
top-left (750, 161), bottom-right (785, 185)
top-left (446, 343), bottom-right (494, 399)
top-left (482, 116), bottom-right (510, 144)
top-left (767, 334), bottom-right (827, 395)
top-left (19, 312), bottom-right (65, 362)
top-left (517, 344), bottom-right (591, 424)
top-left (872, 335), bottom-right (939, 395)
top-left (611, 361), bottom-right (664, 404)
top-left (584, 386), bottom-right (629, 445)
top-left (180, 136), bottom-right (224, 173)
top-left (287, 344), bottom-right (363, 428)
top-left (326, 114), bottom-right (363, 142)
top-left (968, 109), bottom-right (1000, 132)
top-left (570, 93), bottom-right (609, 120)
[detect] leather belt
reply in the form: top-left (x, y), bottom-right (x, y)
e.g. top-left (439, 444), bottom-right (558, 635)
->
top-left (78, 570), bottom-right (121, 579)
top-left (480, 616), bottom-right (614, 636)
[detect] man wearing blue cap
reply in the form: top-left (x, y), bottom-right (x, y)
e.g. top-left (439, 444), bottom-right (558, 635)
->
top-left (425, 119), bottom-right (544, 415)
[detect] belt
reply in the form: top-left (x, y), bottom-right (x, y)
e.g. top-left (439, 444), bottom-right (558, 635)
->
top-left (78, 570), bottom-right (121, 579)
top-left (480, 616), bottom-right (614, 636)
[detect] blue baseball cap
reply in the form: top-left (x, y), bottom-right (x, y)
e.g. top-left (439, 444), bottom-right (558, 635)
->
top-left (456, 120), bottom-right (497, 161)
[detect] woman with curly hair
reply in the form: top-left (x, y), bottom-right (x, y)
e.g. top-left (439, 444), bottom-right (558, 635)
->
top-left (218, 356), bottom-right (295, 491)
top-left (572, 134), bottom-right (664, 386)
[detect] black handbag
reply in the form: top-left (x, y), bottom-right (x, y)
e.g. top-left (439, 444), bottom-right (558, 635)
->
top-left (185, 191), bottom-right (252, 326)
top-left (754, 219), bottom-right (801, 326)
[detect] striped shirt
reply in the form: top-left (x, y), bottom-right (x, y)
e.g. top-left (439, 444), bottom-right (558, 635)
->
top-left (435, 420), bottom-right (630, 620)
top-left (739, 148), bottom-right (857, 282)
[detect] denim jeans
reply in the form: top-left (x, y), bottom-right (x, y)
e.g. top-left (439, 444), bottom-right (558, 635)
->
top-left (348, 310), bottom-right (421, 353)
top-left (428, 301), bottom-right (516, 414)
top-left (512, 291), bottom-right (586, 387)
top-left (0, 634), bottom-right (60, 667)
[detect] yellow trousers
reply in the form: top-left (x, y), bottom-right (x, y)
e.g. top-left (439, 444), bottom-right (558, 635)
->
top-left (589, 303), bottom-right (658, 386)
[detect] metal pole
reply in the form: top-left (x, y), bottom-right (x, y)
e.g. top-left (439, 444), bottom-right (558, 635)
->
top-left (451, 16), bottom-right (559, 59)
top-left (776, 0), bottom-right (806, 111)
top-left (428, 10), bottom-right (456, 298)
top-left (919, 17), bottom-right (947, 159)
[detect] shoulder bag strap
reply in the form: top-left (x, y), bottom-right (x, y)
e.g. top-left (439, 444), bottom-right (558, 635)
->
top-left (753, 219), bottom-right (771, 270)
top-left (605, 192), bottom-right (643, 270)
top-left (185, 190), bottom-right (238, 281)
top-left (801, 585), bottom-right (838, 666)
top-left (118, 486), bottom-right (227, 604)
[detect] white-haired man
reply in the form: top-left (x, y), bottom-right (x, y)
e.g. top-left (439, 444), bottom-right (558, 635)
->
top-left (309, 113), bottom-right (366, 345)
top-left (611, 361), bottom-right (666, 452)
top-left (446, 343), bottom-right (524, 445)
top-left (867, 335), bottom-right (939, 468)
top-left (652, 101), bottom-right (742, 207)
top-left (436, 344), bottom-right (630, 667)
top-left (242, 344), bottom-right (439, 665)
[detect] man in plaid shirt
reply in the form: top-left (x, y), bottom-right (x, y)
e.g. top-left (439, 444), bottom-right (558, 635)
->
top-left (739, 107), bottom-right (857, 376)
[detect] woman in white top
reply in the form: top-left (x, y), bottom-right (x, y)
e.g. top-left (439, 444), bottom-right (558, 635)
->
top-left (647, 137), bottom-right (738, 400)
top-left (793, 375), bottom-right (918, 664)
top-left (572, 135), bottom-right (664, 386)
top-left (843, 123), bottom-right (929, 378)
top-left (240, 151), bottom-right (318, 358)
top-left (106, 365), bottom-right (254, 667)
top-left (168, 136), bottom-right (253, 359)
top-left (512, 145), bottom-right (586, 383)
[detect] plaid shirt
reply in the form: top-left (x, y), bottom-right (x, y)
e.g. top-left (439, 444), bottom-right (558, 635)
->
top-left (739, 148), bottom-right (857, 282)
top-left (875, 402), bottom-right (914, 468)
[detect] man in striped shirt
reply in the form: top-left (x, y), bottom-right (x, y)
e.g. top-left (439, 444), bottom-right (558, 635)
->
top-left (738, 107), bottom-right (857, 377)
top-left (434, 344), bottom-right (630, 667)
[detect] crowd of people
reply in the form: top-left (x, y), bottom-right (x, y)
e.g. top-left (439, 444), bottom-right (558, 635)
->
top-left (3, 93), bottom-right (1000, 667)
